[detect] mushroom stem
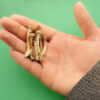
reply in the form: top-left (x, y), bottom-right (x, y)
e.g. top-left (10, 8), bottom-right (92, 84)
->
top-left (39, 35), bottom-right (47, 61)
top-left (34, 40), bottom-right (39, 61)
top-left (25, 28), bottom-right (35, 60)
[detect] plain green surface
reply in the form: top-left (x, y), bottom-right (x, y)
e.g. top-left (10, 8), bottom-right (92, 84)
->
top-left (0, 0), bottom-right (100, 100)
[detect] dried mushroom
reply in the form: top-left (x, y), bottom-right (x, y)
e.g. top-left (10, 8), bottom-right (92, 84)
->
top-left (25, 26), bottom-right (47, 62)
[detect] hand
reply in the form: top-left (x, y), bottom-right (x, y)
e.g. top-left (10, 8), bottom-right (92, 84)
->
top-left (0, 2), bottom-right (100, 96)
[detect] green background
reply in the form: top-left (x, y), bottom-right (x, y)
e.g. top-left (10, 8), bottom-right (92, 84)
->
top-left (0, 0), bottom-right (99, 100)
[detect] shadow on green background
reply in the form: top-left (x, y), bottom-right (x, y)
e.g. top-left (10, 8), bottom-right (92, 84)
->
top-left (0, 0), bottom-right (100, 100)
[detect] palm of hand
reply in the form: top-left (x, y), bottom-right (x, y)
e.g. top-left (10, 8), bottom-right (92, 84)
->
top-left (0, 2), bottom-right (100, 96)
top-left (42, 32), bottom-right (100, 95)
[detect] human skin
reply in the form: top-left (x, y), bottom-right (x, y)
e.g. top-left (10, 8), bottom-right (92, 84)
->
top-left (0, 2), bottom-right (100, 96)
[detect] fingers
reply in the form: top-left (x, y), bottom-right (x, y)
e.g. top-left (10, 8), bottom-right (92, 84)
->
top-left (1, 29), bottom-right (43, 79)
top-left (0, 29), bottom-right (49, 64)
top-left (0, 17), bottom-right (27, 41)
top-left (10, 49), bottom-right (42, 79)
top-left (74, 2), bottom-right (99, 39)
top-left (11, 14), bottom-right (58, 40)
top-left (0, 29), bottom-right (26, 53)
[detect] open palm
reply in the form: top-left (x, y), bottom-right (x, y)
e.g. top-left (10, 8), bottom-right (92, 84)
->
top-left (0, 2), bottom-right (100, 96)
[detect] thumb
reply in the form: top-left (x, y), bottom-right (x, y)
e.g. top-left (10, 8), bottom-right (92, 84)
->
top-left (74, 1), bottom-right (99, 39)
top-left (0, 20), bottom-right (1, 39)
